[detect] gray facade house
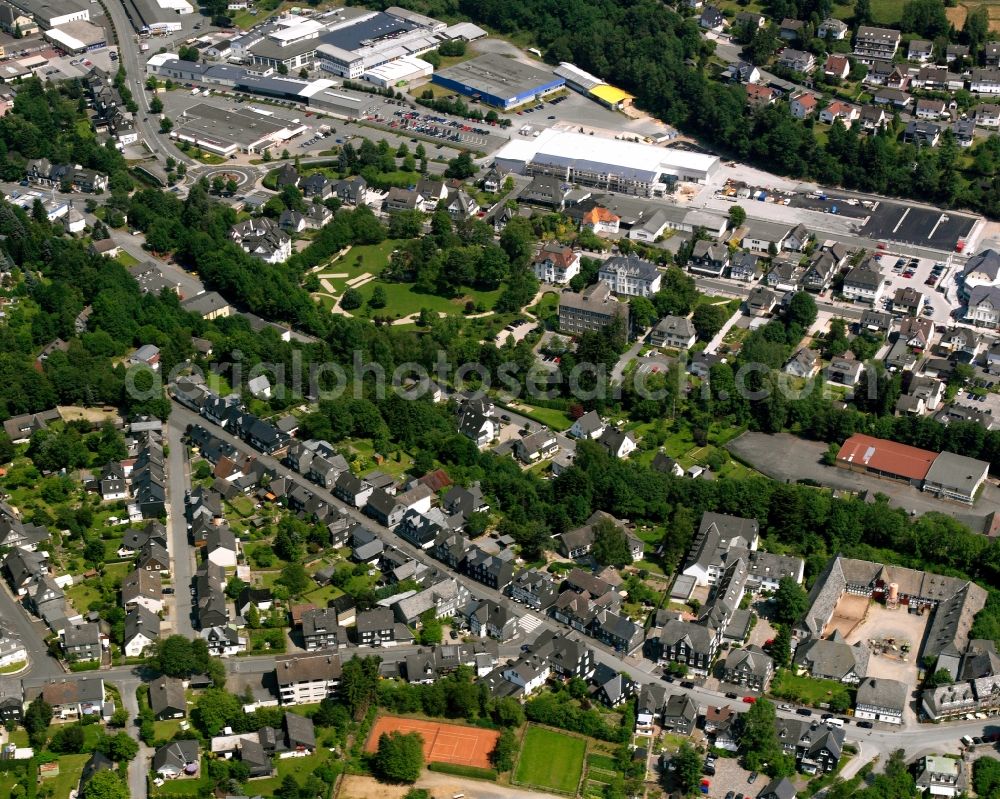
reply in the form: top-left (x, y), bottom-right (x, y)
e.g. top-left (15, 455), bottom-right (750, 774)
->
top-left (149, 675), bottom-right (186, 720)
top-left (301, 608), bottom-right (343, 651)
top-left (356, 607), bottom-right (396, 647)
top-left (651, 315), bottom-right (697, 349)
top-left (722, 644), bottom-right (774, 690)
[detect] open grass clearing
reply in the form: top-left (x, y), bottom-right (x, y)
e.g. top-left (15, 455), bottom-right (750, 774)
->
top-left (514, 725), bottom-right (587, 795)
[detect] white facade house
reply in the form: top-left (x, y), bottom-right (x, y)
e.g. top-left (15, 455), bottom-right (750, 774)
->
top-left (599, 255), bottom-right (662, 297)
top-left (532, 242), bottom-right (582, 284)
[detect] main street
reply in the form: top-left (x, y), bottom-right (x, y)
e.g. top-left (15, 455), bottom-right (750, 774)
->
top-left (166, 419), bottom-right (195, 637)
top-left (103, 0), bottom-right (191, 166)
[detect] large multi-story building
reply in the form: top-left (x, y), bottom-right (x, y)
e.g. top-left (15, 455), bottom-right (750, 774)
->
top-left (853, 25), bottom-right (901, 61)
top-left (558, 282), bottom-right (630, 337)
top-left (274, 652), bottom-right (342, 705)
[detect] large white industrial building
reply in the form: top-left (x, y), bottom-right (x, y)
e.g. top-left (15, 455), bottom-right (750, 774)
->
top-left (493, 128), bottom-right (720, 196)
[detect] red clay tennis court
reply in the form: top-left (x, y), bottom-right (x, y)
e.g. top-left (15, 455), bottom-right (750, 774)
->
top-left (365, 715), bottom-right (499, 769)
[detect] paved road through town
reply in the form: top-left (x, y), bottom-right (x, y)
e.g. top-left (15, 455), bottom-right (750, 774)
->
top-left (166, 419), bottom-right (195, 637)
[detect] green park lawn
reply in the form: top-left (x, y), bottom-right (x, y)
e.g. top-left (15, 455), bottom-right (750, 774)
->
top-left (505, 402), bottom-right (573, 431)
top-left (515, 726), bottom-right (587, 794)
top-left (352, 279), bottom-right (503, 320)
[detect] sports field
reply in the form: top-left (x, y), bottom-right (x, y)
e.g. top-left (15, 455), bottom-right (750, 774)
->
top-left (514, 725), bottom-right (587, 794)
top-left (365, 715), bottom-right (500, 769)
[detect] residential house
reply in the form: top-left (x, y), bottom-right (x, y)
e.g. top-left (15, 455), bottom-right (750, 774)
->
top-left (802, 250), bottom-right (836, 292)
top-left (730, 251), bottom-right (761, 282)
top-left (569, 410), bottom-right (606, 440)
top-left (152, 740), bottom-right (200, 779)
top-left (790, 90), bottom-right (819, 118)
top-left (722, 645), bottom-right (774, 690)
top-left (842, 265), bottom-right (884, 304)
top-left (149, 676), bottom-right (186, 720)
top-left (827, 352), bottom-right (865, 386)
top-left (514, 428), bottom-right (559, 464)
top-left (746, 83), bottom-right (776, 109)
top-left (699, 5), bottom-right (725, 30)
top-left (123, 605), bottom-right (160, 657)
top-left (62, 623), bottom-right (102, 663)
top-left (854, 677), bottom-right (907, 724)
top-left (533, 242), bottom-right (582, 284)
top-left (735, 12), bottom-right (766, 31)
top-left (301, 608), bottom-right (344, 651)
top-left (592, 662), bottom-right (637, 706)
top-left (580, 206), bottom-right (620, 235)
top-left (947, 43), bottom-right (969, 62)
top-left (122, 568), bottom-right (163, 614)
top-left (482, 167), bottom-right (509, 193)
top-left (275, 652), bottom-right (342, 705)
top-left (820, 100), bottom-right (860, 126)
top-left (34, 678), bottom-right (105, 721)
top-left (599, 255), bottom-right (662, 297)
top-left (463, 546), bottom-right (515, 590)
top-left (784, 348), bottom-right (820, 378)
top-left (200, 625), bottom-right (245, 657)
top-left (953, 118), bottom-right (976, 147)
top-left (865, 61), bottom-right (908, 88)
top-left (661, 692), bottom-right (698, 734)
top-left (823, 55), bottom-right (851, 81)
top-left (364, 488), bottom-right (407, 529)
top-left (967, 286), bottom-right (1000, 328)
top-left (903, 119), bottom-right (941, 147)
top-left (356, 607), bottom-right (396, 647)
top-left (334, 473), bottom-right (374, 508)
top-left (894, 287), bottom-right (926, 317)
top-left (914, 755), bottom-right (963, 798)
top-left (793, 633), bottom-right (870, 683)
top-left (445, 189), bottom-right (479, 221)
top-left (725, 60), bottom-right (761, 84)
top-left (916, 98), bottom-right (946, 120)
top-left (970, 68), bottom-right (1000, 94)
top-left (746, 285), bottom-right (777, 315)
top-left (908, 39), bottom-right (934, 62)
top-left (818, 17), bottom-right (848, 38)
top-left (689, 240), bottom-right (731, 276)
top-left (501, 657), bottom-right (550, 696)
top-left (777, 719), bottom-right (845, 774)
top-left (860, 105), bottom-right (889, 132)
top-left (759, 778), bottom-right (798, 799)
top-left (651, 316), bottom-right (697, 349)
top-left (560, 511), bottom-right (642, 562)
top-left (779, 18), bottom-right (805, 40)
top-left (976, 104), bottom-right (1000, 128)
top-left (598, 427), bottom-right (638, 460)
top-left (779, 49), bottom-right (816, 74)
top-left (468, 600), bottom-right (519, 641)
top-left (743, 221), bottom-right (789, 253)
top-left (228, 217), bottom-right (292, 264)
top-left (650, 619), bottom-right (717, 672)
top-left (509, 568), bottom-right (560, 611)
top-left (593, 611), bottom-right (644, 653)
top-left (636, 682), bottom-right (666, 731)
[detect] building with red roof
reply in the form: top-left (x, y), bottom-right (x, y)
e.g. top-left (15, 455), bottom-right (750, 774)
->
top-left (836, 433), bottom-right (936, 484)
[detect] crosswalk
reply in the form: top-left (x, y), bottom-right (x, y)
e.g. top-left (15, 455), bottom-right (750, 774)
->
top-left (519, 613), bottom-right (544, 634)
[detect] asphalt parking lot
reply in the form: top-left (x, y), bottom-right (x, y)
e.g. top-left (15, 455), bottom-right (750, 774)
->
top-left (873, 251), bottom-right (959, 325)
top-left (862, 201), bottom-right (977, 250)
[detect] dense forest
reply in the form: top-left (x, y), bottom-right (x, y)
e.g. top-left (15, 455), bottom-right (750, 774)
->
top-left (354, 0), bottom-right (1000, 217)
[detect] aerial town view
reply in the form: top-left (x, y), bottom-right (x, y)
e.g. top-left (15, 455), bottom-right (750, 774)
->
top-left (2, 0), bottom-right (1000, 798)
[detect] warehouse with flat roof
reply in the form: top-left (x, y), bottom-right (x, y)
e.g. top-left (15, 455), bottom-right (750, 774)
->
top-left (494, 128), bottom-right (720, 194)
top-left (171, 103), bottom-right (306, 156)
top-left (432, 53), bottom-right (565, 109)
top-left (44, 20), bottom-right (107, 53)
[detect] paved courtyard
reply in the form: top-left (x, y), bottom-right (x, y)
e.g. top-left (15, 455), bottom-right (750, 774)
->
top-left (842, 600), bottom-right (926, 724)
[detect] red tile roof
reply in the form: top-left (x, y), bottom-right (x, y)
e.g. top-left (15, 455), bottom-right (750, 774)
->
top-left (837, 434), bottom-right (936, 481)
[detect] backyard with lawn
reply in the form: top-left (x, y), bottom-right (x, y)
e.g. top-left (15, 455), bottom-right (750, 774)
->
top-left (514, 725), bottom-right (587, 795)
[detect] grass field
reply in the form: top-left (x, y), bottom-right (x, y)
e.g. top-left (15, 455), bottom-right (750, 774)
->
top-left (114, 251), bottom-right (140, 268)
top-left (515, 726), bottom-right (587, 795)
top-left (505, 402), bottom-right (574, 431)
top-left (772, 670), bottom-right (854, 709)
top-left (44, 753), bottom-right (89, 799)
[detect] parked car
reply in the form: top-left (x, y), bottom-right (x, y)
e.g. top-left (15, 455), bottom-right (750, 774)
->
top-left (796, 708), bottom-right (813, 716)
top-left (748, 773), bottom-right (758, 785)
top-left (857, 720), bottom-right (874, 729)
top-left (725, 692), bottom-right (739, 699)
